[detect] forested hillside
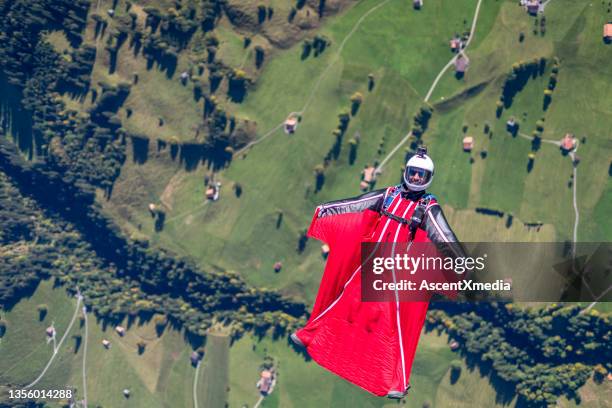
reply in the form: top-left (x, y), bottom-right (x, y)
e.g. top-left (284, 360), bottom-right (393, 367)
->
top-left (1, 0), bottom-right (610, 406)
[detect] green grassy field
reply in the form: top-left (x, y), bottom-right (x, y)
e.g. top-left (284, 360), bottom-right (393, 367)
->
top-left (2, 281), bottom-right (611, 407)
top-left (105, 0), bottom-right (495, 297)
top-left (0, 281), bottom-right (197, 407)
top-left (97, 0), bottom-right (611, 309)
top-left (224, 328), bottom-right (610, 408)
top-left (197, 333), bottom-right (230, 408)
top-left (7, 0), bottom-right (611, 406)
top-left (0, 281), bottom-right (81, 393)
top-left (429, 0), bottom-right (612, 241)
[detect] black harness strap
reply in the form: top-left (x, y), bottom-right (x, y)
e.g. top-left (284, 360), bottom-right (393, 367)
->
top-left (380, 209), bottom-right (410, 224)
top-left (380, 196), bottom-right (432, 238)
top-left (409, 197), bottom-right (430, 235)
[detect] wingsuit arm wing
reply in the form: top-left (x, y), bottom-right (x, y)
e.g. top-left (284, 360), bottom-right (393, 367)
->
top-left (422, 203), bottom-right (468, 261)
top-left (307, 189), bottom-right (387, 245)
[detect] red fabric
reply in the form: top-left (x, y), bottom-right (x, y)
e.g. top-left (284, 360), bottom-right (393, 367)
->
top-left (295, 189), bottom-right (438, 396)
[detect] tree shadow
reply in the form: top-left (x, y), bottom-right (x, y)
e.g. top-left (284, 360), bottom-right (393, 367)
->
top-left (131, 136), bottom-right (149, 164)
top-left (209, 73), bottom-right (223, 94)
top-left (109, 50), bottom-right (119, 74)
top-left (315, 172), bottom-right (325, 192)
top-left (0, 279), bottom-right (42, 311)
top-left (450, 368), bottom-right (461, 384)
top-left (73, 335), bottom-right (82, 353)
top-left (348, 143), bottom-right (358, 165)
top-left (154, 211), bottom-right (165, 232)
top-left (502, 71), bottom-right (535, 109)
top-left (543, 94), bottom-right (552, 111)
top-left (179, 143), bottom-right (205, 171)
top-left (227, 78), bottom-right (247, 103)
top-left (287, 335), bottom-right (312, 361)
top-left (475, 207), bottom-right (504, 218)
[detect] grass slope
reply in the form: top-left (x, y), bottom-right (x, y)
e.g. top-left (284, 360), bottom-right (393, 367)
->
top-left (197, 333), bottom-right (230, 408)
top-left (226, 329), bottom-right (523, 408)
top-left (426, 0), bottom-right (612, 242)
top-left (106, 0), bottom-right (508, 299)
top-left (2, 283), bottom-right (610, 407)
top-left (0, 281), bottom-right (197, 407)
top-left (102, 0), bottom-right (612, 306)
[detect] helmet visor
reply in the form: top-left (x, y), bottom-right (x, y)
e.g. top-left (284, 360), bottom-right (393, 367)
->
top-left (404, 166), bottom-right (432, 187)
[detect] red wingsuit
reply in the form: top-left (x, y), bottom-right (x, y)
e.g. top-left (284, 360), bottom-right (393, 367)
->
top-left (291, 185), bottom-right (465, 398)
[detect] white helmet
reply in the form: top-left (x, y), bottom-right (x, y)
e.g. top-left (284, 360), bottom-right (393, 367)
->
top-left (403, 146), bottom-right (434, 191)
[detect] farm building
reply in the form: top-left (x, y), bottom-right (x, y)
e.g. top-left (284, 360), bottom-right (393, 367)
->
top-left (604, 23), bottom-right (612, 43)
top-left (257, 370), bottom-right (274, 396)
top-left (560, 133), bottom-right (576, 152)
top-left (524, 0), bottom-right (541, 15)
top-left (454, 54), bottom-right (470, 73)
top-left (360, 166), bottom-right (376, 191)
top-left (449, 37), bottom-right (461, 52)
top-left (206, 186), bottom-right (216, 200)
top-left (102, 339), bottom-right (111, 349)
top-left (284, 116), bottom-right (298, 134)
top-left (190, 351), bottom-right (201, 365)
top-left (206, 182), bottom-right (221, 201)
top-left (462, 136), bottom-right (474, 152)
top-left (506, 118), bottom-right (517, 129)
top-left (115, 326), bottom-right (126, 336)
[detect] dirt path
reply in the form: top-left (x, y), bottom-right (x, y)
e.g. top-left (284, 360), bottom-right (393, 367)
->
top-left (164, 200), bottom-right (210, 225)
top-left (569, 144), bottom-right (580, 250)
top-left (160, 173), bottom-right (185, 211)
top-left (516, 135), bottom-right (600, 310)
top-left (519, 132), bottom-right (580, 253)
top-left (81, 301), bottom-right (89, 408)
top-left (253, 395), bottom-right (264, 408)
top-left (193, 360), bottom-right (202, 408)
top-left (253, 374), bottom-right (276, 408)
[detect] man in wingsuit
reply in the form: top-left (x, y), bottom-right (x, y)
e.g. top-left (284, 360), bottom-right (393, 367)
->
top-left (291, 146), bottom-right (466, 398)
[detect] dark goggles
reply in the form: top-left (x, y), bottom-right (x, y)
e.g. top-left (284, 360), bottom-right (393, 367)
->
top-left (404, 166), bottom-right (432, 186)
